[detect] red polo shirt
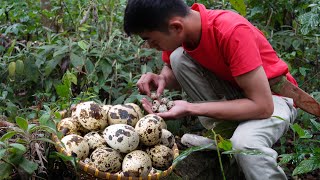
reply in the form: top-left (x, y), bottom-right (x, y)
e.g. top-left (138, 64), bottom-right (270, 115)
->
top-left (162, 3), bottom-right (297, 86)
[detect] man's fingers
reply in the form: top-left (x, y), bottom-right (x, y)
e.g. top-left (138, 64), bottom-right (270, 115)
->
top-left (141, 98), bottom-right (153, 114)
top-left (142, 104), bottom-right (153, 114)
top-left (156, 80), bottom-right (166, 97)
top-left (137, 73), bottom-right (152, 95)
top-left (156, 111), bottom-right (173, 118)
top-left (141, 98), bottom-right (152, 106)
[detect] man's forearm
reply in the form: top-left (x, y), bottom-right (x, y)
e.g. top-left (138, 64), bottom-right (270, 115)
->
top-left (188, 98), bottom-right (273, 121)
top-left (160, 64), bottom-right (181, 90)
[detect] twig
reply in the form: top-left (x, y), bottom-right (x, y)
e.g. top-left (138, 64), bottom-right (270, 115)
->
top-left (79, 6), bottom-right (92, 25)
top-left (35, 142), bottom-right (47, 167)
top-left (61, 1), bottom-right (76, 29)
top-left (212, 130), bottom-right (226, 180)
top-left (0, 121), bottom-right (15, 128)
top-left (266, 8), bottom-right (274, 27)
top-left (300, 71), bottom-right (320, 89)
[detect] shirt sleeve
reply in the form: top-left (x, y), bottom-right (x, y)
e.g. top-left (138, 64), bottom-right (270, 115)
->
top-left (223, 25), bottom-right (263, 77)
top-left (161, 51), bottom-right (172, 64)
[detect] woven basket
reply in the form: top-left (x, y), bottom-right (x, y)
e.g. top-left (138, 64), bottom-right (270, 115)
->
top-left (52, 133), bottom-right (179, 180)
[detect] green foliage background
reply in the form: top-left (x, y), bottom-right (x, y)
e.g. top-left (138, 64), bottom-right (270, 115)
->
top-left (0, 0), bottom-right (319, 179)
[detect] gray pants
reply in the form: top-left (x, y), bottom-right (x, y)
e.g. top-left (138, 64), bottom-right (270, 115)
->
top-left (170, 47), bottom-right (297, 180)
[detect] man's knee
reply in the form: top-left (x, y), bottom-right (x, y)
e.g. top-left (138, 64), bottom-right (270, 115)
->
top-left (230, 135), bottom-right (266, 151)
top-left (169, 47), bottom-right (185, 71)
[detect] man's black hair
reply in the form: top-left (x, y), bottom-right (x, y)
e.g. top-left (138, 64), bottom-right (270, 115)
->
top-left (124, 0), bottom-right (190, 35)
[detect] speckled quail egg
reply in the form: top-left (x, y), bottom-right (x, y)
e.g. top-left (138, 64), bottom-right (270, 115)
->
top-left (135, 116), bottom-right (162, 146)
top-left (151, 105), bottom-right (158, 112)
top-left (166, 101), bottom-right (175, 109)
top-left (122, 150), bottom-right (152, 177)
top-left (152, 100), bottom-right (160, 108)
top-left (90, 147), bottom-right (123, 172)
top-left (83, 131), bottom-right (106, 150)
top-left (102, 104), bottom-right (113, 115)
top-left (150, 92), bottom-right (158, 100)
top-left (83, 158), bottom-right (96, 168)
top-left (57, 117), bottom-right (82, 135)
top-left (107, 104), bottom-right (140, 126)
top-left (103, 124), bottom-right (139, 153)
top-left (61, 134), bottom-right (89, 160)
top-left (72, 101), bottom-right (108, 131)
top-left (142, 114), bottom-right (167, 129)
top-left (160, 129), bottom-right (175, 148)
top-left (160, 97), bottom-right (169, 105)
top-left (147, 144), bottom-right (174, 170)
top-left (149, 167), bottom-right (159, 175)
top-left (125, 103), bottom-right (144, 120)
top-left (114, 171), bottom-right (124, 176)
top-left (158, 104), bottom-right (168, 113)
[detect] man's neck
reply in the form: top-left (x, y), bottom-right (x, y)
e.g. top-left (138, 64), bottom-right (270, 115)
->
top-left (183, 10), bottom-right (202, 50)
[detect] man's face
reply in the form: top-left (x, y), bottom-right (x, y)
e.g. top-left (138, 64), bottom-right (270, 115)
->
top-left (139, 31), bottom-right (182, 51)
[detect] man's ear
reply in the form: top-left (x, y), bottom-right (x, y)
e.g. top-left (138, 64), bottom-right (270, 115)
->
top-left (168, 18), bottom-right (184, 34)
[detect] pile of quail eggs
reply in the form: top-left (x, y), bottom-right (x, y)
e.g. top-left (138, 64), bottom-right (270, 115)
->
top-left (58, 101), bottom-right (176, 178)
top-left (150, 92), bottom-right (175, 113)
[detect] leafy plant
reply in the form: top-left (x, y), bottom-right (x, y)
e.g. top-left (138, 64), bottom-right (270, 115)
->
top-left (0, 116), bottom-right (57, 179)
top-left (279, 120), bottom-right (320, 176)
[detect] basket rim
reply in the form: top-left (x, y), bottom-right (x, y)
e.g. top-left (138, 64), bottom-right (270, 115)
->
top-left (51, 133), bottom-right (179, 180)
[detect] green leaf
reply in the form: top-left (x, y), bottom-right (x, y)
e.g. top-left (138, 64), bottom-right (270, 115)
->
top-left (205, 121), bottom-right (239, 139)
top-left (63, 70), bottom-right (77, 86)
top-left (112, 94), bottom-right (127, 105)
top-left (9, 143), bottom-right (27, 153)
top-left (7, 150), bottom-right (24, 164)
top-left (37, 45), bottom-right (58, 52)
top-left (31, 138), bottom-right (56, 145)
top-left (0, 131), bottom-right (18, 142)
top-left (293, 156), bottom-right (320, 175)
top-left (78, 40), bottom-right (89, 51)
top-left (299, 67), bottom-right (309, 77)
top-left (53, 45), bottom-right (69, 57)
top-left (0, 162), bottom-right (13, 180)
top-left (43, 105), bottom-right (51, 112)
top-left (291, 123), bottom-right (313, 139)
top-left (54, 111), bottom-right (62, 119)
top-left (39, 113), bottom-right (51, 126)
top-left (229, 0), bottom-right (247, 16)
top-left (222, 149), bottom-right (265, 156)
top-left (218, 138), bottom-right (232, 151)
top-left (85, 58), bottom-right (95, 74)
top-left (15, 117), bottom-right (28, 131)
top-left (78, 26), bottom-right (88, 32)
top-left (278, 153), bottom-right (295, 165)
top-left (310, 119), bottom-right (320, 131)
top-left (24, 57), bottom-right (40, 82)
top-left (27, 124), bottom-right (37, 132)
top-left (5, 39), bottom-right (16, 56)
top-left (298, 11), bottom-right (319, 35)
top-left (70, 53), bottom-right (85, 69)
top-left (99, 60), bottom-right (112, 79)
top-left (173, 143), bottom-right (214, 165)
top-left (18, 157), bottom-right (38, 174)
top-left (272, 116), bottom-right (286, 121)
top-left (28, 125), bottom-right (57, 134)
top-left (0, 149), bottom-right (6, 160)
top-left (44, 56), bottom-right (63, 76)
top-left (49, 152), bottom-right (77, 169)
top-left (55, 83), bottom-right (70, 99)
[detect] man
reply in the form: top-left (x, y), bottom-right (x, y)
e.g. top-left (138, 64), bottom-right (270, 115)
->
top-left (124, 0), bottom-right (297, 179)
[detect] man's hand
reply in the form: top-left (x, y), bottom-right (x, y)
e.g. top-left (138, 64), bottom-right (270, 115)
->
top-left (137, 72), bottom-right (166, 97)
top-left (156, 100), bottom-right (191, 119)
top-left (141, 98), bottom-right (191, 119)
